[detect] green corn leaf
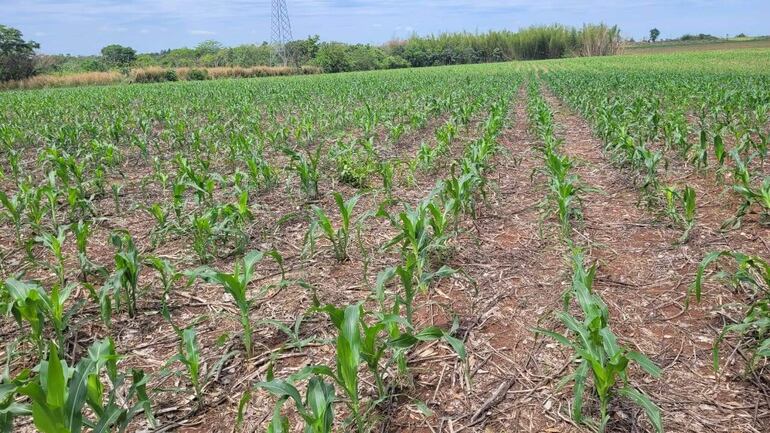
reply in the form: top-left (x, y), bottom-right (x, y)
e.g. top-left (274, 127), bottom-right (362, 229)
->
top-left (618, 386), bottom-right (663, 433)
top-left (45, 343), bottom-right (66, 409)
top-left (626, 351), bottom-right (662, 378)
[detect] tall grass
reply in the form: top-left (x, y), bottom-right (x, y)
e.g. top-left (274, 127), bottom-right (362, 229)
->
top-left (0, 71), bottom-right (123, 90)
top-left (577, 24), bottom-right (623, 57)
top-left (510, 25), bottom-right (579, 60)
top-left (393, 23), bottom-right (623, 65)
top-left (1, 65), bottom-right (322, 91)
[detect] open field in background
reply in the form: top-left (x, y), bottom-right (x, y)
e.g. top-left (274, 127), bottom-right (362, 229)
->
top-left (1, 48), bottom-right (769, 433)
top-left (624, 37), bottom-right (770, 55)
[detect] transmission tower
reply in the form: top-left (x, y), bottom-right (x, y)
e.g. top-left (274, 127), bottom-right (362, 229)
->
top-left (271, 0), bottom-right (293, 66)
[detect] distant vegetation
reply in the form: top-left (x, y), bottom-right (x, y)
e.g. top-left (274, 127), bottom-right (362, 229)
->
top-left (2, 22), bottom-right (623, 86)
top-left (625, 34), bottom-right (770, 55)
top-left (679, 33), bottom-right (720, 41)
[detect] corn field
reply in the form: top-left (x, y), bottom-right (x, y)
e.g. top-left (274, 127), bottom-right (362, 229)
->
top-left (0, 49), bottom-right (769, 432)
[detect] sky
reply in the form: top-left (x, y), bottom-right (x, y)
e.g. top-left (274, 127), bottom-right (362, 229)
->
top-left (3, 0), bottom-right (769, 55)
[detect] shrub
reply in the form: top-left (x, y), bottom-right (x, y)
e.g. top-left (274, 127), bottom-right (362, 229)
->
top-left (680, 33), bottom-right (719, 41)
top-left (380, 55), bottom-right (410, 69)
top-left (164, 69), bottom-right (178, 81)
top-left (187, 68), bottom-right (209, 81)
top-left (81, 58), bottom-right (109, 72)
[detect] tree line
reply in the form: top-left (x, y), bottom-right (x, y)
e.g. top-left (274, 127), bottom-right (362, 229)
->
top-left (3, 23), bottom-right (624, 82)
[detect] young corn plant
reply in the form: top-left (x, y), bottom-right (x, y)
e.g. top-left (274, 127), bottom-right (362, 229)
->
top-left (440, 169), bottom-right (480, 223)
top-left (191, 212), bottom-right (215, 263)
top-left (635, 144), bottom-right (664, 206)
top-left (147, 203), bottom-right (173, 248)
top-left (71, 220), bottom-right (104, 282)
top-left (535, 251), bottom-right (663, 433)
top-left (17, 339), bottom-right (155, 433)
top-left (3, 278), bottom-right (81, 355)
top-left (258, 301), bottom-right (465, 433)
top-left (169, 327), bottom-right (203, 405)
top-left (35, 226), bottom-right (68, 288)
top-left (663, 185), bottom-right (697, 243)
top-left (540, 151), bottom-right (582, 237)
top-left (381, 199), bottom-right (454, 295)
top-left (188, 250), bottom-right (279, 357)
top-left (307, 192), bottom-right (360, 262)
top-left (721, 147), bottom-right (770, 229)
top-left (176, 156), bottom-right (217, 205)
top-left (246, 151), bottom-right (278, 191)
top-left (283, 147), bottom-right (321, 200)
top-left (143, 256), bottom-right (182, 307)
top-left (256, 373), bottom-right (336, 433)
top-left (733, 176), bottom-right (770, 227)
top-left (690, 251), bottom-right (770, 371)
top-left (378, 160), bottom-right (395, 200)
top-left (24, 185), bottom-right (47, 236)
top-left (0, 190), bottom-right (25, 244)
top-left (171, 180), bottom-right (186, 221)
top-left (0, 342), bottom-right (30, 431)
top-left (100, 230), bottom-right (141, 322)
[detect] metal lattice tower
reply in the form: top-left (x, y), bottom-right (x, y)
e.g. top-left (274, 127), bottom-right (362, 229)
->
top-left (271, 0), bottom-right (293, 66)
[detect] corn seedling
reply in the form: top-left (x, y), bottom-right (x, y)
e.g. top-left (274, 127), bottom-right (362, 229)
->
top-left (307, 192), bottom-right (360, 262)
top-left (188, 250), bottom-right (276, 357)
top-left (535, 251), bottom-right (662, 433)
top-left (170, 327), bottom-right (203, 405)
top-left (100, 230), bottom-right (141, 321)
top-left (147, 203), bottom-right (172, 248)
top-left (284, 146), bottom-right (321, 200)
top-left (378, 160), bottom-right (395, 199)
top-left (256, 374), bottom-right (336, 433)
top-left (0, 342), bottom-right (30, 431)
top-left (690, 251), bottom-right (770, 371)
top-left (71, 220), bottom-right (103, 281)
top-left (17, 339), bottom-right (155, 433)
top-left (663, 185), bottom-right (697, 243)
top-left (24, 186), bottom-right (47, 235)
top-left (143, 255), bottom-right (182, 307)
top-left (35, 226), bottom-right (68, 288)
top-left (381, 199), bottom-right (454, 295)
top-left (257, 298), bottom-right (465, 432)
top-left (4, 278), bottom-right (74, 354)
top-left (0, 190), bottom-right (25, 243)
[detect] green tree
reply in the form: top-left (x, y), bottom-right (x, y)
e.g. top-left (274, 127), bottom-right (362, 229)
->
top-left (101, 44), bottom-right (136, 66)
top-left (195, 40), bottom-right (223, 57)
top-left (314, 42), bottom-right (352, 73)
top-left (347, 44), bottom-right (386, 71)
top-left (0, 24), bottom-right (39, 81)
top-left (285, 35), bottom-right (320, 67)
top-left (649, 28), bottom-right (660, 43)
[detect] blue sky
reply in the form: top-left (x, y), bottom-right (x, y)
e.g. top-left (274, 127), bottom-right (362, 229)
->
top-left (3, 0), bottom-right (769, 55)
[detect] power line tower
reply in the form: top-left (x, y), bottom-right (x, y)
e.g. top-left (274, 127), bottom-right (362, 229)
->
top-left (271, 0), bottom-right (293, 66)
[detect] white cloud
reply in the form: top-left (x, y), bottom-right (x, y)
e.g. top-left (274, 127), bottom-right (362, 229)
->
top-left (189, 30), bottom-right (216, 35)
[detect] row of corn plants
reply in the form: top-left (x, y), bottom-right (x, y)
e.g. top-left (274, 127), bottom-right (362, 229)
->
top-left (526, 78), bottom-right (664, 433)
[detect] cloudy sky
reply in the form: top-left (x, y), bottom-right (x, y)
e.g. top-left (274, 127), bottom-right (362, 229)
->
top-left (3, 0), bottom-right (768, 55)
